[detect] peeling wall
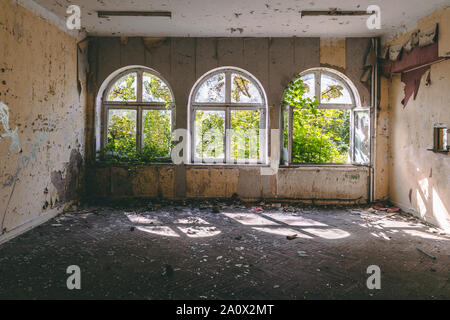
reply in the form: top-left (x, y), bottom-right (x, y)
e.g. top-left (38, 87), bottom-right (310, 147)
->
top-left (84, 36), bottom-right (379, 203)
top-left (320, 38), bottom-right (346, 71)
top-left (389, 60), bottom-right (450, 231)
top-left (387, 7), bottom-right (450, 231)
top-left (375, 76), bottom-right (390, 200)
top-left (0, 0), bottom-right (85, 237)
top-left (87, 165), bottom-right (369, 203)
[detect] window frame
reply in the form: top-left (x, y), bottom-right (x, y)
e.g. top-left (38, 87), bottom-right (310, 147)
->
top-left (100, 67), bottom-right (175, 158)
top-left (281, 67), bottom-right (371, 166)
top-left (189, 67), bottom-right (268, 165)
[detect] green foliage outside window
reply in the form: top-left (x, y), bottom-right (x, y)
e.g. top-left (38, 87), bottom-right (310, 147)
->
top-left (230, 110), bottom-right (260, 160)
top-left (143, 73), bottom-right (173, 103)
top-left (142, 110), bottom-right (172, 159)
top-left (98, 71), bottom-right (173, 165)
top-left (105, 111), bottom-right (137, 157)
top-left (282, 76), bottom-right (350, 164)
top-left (107, 73), bottom-right (137, 102)
top-left (195, 111), bottom-right (225, 159)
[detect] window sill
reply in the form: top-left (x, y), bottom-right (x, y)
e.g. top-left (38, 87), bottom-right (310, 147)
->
top-left (92, 161), bottom-right (174, 167)
top-left (187, 163), bottom-right (269, 168)
top-left (280, 163), bottom-right (371, 168)
top-left (92, 161), bottom-right (270, 168)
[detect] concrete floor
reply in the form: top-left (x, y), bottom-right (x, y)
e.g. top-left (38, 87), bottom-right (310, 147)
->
top-left (0, 201), bottom-right (449, 300)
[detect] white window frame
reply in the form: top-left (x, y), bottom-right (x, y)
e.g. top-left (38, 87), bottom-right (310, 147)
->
top-left (100, 67), bottom-right (175, 157)
top-left (281, 67), bottom-right (370, 165)
top-left (189, 67), bottom-right (268, 165)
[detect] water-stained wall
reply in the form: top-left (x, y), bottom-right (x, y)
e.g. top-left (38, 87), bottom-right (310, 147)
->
top-left (0, 0), bottom-right (85, 242)
top-left (85, 36), bottom-right (379, 203)
top-left (386, 7), bottom-right (450, 231)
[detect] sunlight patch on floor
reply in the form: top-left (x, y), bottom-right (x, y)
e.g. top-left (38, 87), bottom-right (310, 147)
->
top-left (222, 212), bottom-right (279, 226)
top-left (262, 213), bottom-right (327, 226)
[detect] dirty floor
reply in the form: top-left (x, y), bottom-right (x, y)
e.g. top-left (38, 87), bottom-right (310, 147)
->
top-left (0, 201), bottom-right (449, 299)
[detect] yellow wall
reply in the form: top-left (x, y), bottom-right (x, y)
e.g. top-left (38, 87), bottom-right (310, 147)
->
top-left (0, 0), bottom-right (85, 240)
top-left (320, 38), bottom-right (346, 71)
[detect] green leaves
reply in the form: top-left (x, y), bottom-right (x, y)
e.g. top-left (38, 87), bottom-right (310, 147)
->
top-left (106, 113), bottom-right (136, 155)
top-left (99, 110), bottom-right (172, 165)
top-left (291, 108), bottom-right (350, 163)
top-left (143, 73), bottom-right (173, 107)
top-left (195, 111), bottom-right (225, 158)
top-left (230, 110), bottom-right (260, 159)
top-left (142, 110), bottom-right (172, 158)
top-left (283, 75), bottom-right (350, 164)
top-left (282, 78), bottom-right (318, 112)
top-left (321, 84), bottom-right (344, 101)
top-left (108, 73), bottom-right (137, 102)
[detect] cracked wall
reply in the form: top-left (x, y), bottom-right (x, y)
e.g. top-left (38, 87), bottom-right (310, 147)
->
top-left (85, 36), bottom-right (380, 203)
top-left (386, 7), bottom-right (450, 231)
top-left (0, 0), bottom-right (85, 239)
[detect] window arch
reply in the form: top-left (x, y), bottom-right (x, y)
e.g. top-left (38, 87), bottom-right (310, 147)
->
top-left (189, 67), bottom-right (268, 164)
top-left (99, 67), bottom-right (175, 162)
top-left (281, 67), bottom-right (370, 165)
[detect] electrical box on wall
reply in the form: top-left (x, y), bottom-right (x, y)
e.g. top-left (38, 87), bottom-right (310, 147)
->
top-left (430, 123), bottom-right (449, 153)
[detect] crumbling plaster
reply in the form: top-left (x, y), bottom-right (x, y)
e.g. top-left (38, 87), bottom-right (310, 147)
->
top-left (85, 36), bottom-right (382, 203)
top-left (0, 0), bottom-right (86, 241)
top-left (32, 0), bottom-right (450, 40)
top-left (385, 7), bottom-right (450, 231)
top-left (388, 59), bottom-right (450, 231)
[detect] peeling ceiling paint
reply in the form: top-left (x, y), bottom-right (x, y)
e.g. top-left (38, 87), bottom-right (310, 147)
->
top-left (32, 0), bottom-right (450, 38)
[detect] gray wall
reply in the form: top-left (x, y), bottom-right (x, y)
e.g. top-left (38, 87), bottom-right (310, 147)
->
top-left (85, 37), bottom-right (373, 201)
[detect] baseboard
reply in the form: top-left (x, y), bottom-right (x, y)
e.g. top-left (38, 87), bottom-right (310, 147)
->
top-left (0, 201), bottom-right (73, 246)
top-left (390, 200), bottom-right (449, 232)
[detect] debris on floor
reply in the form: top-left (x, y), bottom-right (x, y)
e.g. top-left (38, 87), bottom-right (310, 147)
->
top-left (416, 248), bottom-right (437, 260)
top-left (297, 251), bottom-right (309, 257)
top-left (0, 199), bottom-right (449, 299)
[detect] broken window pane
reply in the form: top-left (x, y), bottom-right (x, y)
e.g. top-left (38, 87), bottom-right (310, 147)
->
top-left (321, 74), bottom-right (352, 104)
top-left (142, 73), bottom-right (173, 104)
top-left (195, 110), bottom-right (225, 160)
top-left (292, 108), bottom-right (350, 164)
top-left (299, 73), bottom-right (316, 100)
top-left (354, 110), bottom-right (370, 163)
top-left (107, 73), bottom-right (137, 102)
top-left (142, 110), bottom-right (172, 159)
top-left (106, 109), bottom-right (137, 154)
top-left (282, 73), bottom-right (316, 107)
top-left (230, 110), bottom-right (260, 162)
top-left (231, 74), bottom-right (262, 103)
top-left (194, 73), bottom-right (225, 103)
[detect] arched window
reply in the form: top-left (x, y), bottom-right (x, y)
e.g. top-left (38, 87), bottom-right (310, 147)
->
top-left (189, 67), bottom-right (268, 164)
top-left (281, 67), bottom-right (370, 165)
top-left (100, 67), bottom-right (175, 162)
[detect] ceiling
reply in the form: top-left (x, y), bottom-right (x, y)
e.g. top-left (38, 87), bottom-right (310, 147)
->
top-left (33, 0), bottom-right (450, 39)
